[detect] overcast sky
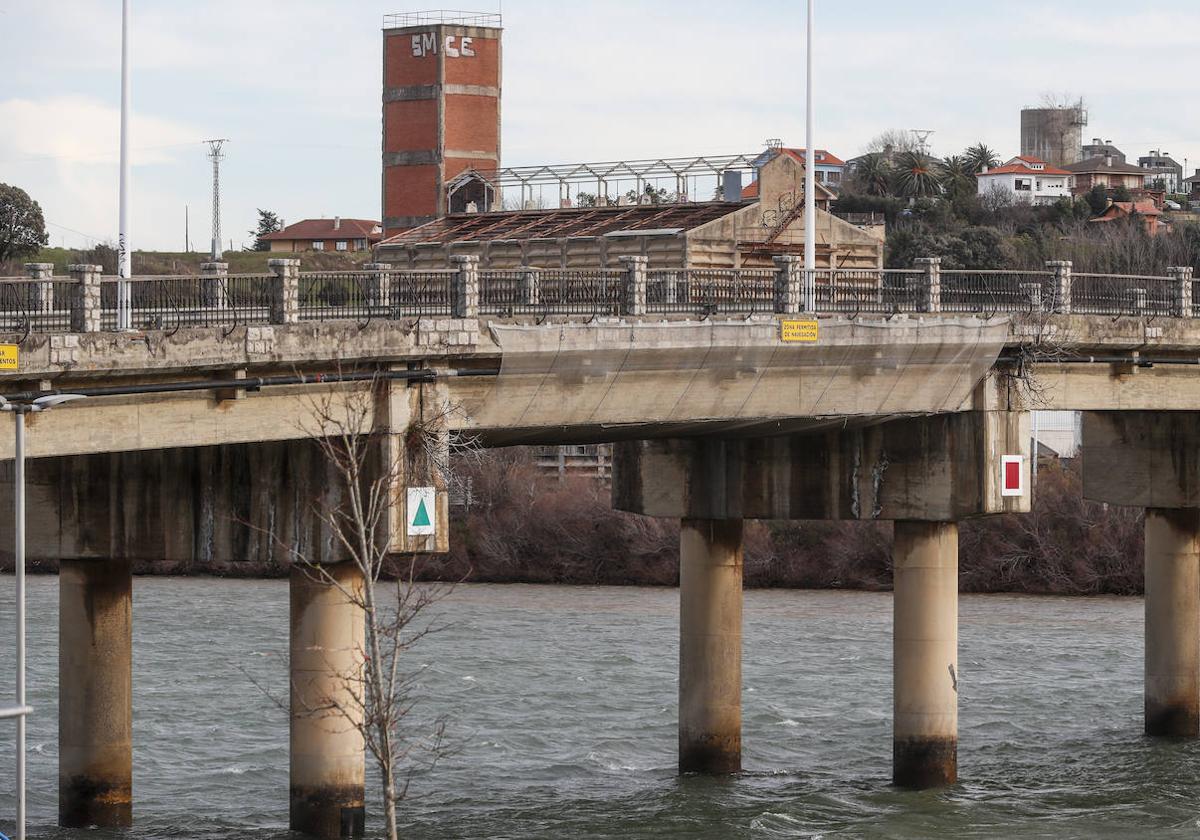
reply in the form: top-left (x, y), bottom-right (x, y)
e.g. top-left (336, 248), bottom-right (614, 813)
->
top-left (2, 0), bottom-right (1198, 251)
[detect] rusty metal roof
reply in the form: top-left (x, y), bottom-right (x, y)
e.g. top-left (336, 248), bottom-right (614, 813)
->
top-left (378, 202), bottom-right (747, 246)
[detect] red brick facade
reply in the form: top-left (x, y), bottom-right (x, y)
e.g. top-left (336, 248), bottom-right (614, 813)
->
top-left (382, 23), bottom-right (502, 236)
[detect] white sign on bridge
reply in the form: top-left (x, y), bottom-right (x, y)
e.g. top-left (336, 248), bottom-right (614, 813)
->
top-left (406, 487), bottom-right (437, 536)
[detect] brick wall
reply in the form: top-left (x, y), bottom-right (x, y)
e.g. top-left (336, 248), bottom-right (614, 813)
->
top-left (382, 24), bottom-right (502, 236)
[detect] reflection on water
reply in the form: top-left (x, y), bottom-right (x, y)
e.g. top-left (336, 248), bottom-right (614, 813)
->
top-left (0, 578), bottom-right (1188, 839)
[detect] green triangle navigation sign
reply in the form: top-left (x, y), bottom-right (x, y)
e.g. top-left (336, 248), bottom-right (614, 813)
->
top-left (406, 487), bottom-right (437, 536)
top-left (411, 497), bottom-right (431, 528)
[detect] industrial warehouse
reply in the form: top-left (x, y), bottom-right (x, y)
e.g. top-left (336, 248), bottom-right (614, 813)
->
top-left (376, 13), bottom-right (883, 271)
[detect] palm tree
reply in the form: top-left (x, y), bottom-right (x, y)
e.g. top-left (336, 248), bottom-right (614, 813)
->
top-left (938, 155), bottom-right (975, 201)
top-left (853, 152), bottom-right (893, 197)
top-left (893, 151), bottom-right (941, 198)
top-left (964, 143), bottom-right (1000, 174)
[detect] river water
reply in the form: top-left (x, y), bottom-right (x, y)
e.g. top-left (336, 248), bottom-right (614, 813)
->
top-left (0, 578), bottom-right (1192, 839)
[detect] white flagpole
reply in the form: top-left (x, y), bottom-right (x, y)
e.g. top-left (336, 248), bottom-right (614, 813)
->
top-left (117, 0), bottom-right (132, 329)
top-left (803, 0), bottom-right (816, 310)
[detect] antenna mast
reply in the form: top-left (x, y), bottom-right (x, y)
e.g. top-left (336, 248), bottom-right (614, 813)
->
top-left (204, 139), bottom-right (228, 259)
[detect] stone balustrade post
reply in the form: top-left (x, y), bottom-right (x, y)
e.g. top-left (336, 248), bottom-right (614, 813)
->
top-left (618, 255), bottom-right (648, 316)
top-left (914, 257), bottom-right (942, 313)
top-left (1169, 266), bottom-right (1194, 317)
top-left (68, 264), bottom-right (102, 333)
top-left (449, 255), bottom-right (480, 318)
top-left (24, 262), bottom-right (55, 316)
top-left (521, 266), bottom-right (541, 307)
top-left (200, 261), bottom-right (229, 310)
top-left (363, 262), bottom-right (393, 312)
top-left (1047, 260), bottom-right (1072, 314)
top-left (773, 255), bottom-right (803, 314)
top-left (268, 258), bottom-right (300, 324)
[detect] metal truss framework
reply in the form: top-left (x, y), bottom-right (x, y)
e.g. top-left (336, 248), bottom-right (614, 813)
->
top-left (446, 153), bottom-right (763, 211)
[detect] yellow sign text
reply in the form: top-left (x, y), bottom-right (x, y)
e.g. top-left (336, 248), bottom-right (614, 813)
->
top-left (0, 344), bottom-right (19, 370)
top-left (780, 320), bottom-right (819, 343)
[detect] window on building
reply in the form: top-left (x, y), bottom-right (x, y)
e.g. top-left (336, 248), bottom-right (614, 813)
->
top-left (355, 239), bottom-right (367, 249)
top-left (1036, 180), bottom-right (1042, 191)
top-left (336, 240), bottom-right (348, 251)
top-left (312, 241), bottom-right (324, 250)
top-left (1015, 179), bottom-right (1032, 191)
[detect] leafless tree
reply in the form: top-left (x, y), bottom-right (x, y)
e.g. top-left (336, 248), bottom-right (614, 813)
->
top-left (281, 374), bottom-right (467, 840)
top-left (862, 129), bottom-right (919, 158)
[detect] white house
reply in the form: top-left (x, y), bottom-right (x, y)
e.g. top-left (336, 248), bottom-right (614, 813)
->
top-left (976, 155), bottom-right (1071, 206)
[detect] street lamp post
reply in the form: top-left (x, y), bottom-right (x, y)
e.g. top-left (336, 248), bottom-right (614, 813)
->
top-left (1, 394), bottom-right (85, 840)
top-left (803, 0), bottom-right (816, 310)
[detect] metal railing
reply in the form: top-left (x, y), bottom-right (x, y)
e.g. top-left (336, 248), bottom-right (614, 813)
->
top-left (939, 270), bottom-right (1056, 315)
top-left (2, 261), bottom-right (1197, 339)
top-left (383, 11), bottom-right (502, 28)
top-left (0, 279), bottom-right (75, 336)
top-left (479, 268), bottom-right (624, 317)
top-left (386, 271), bottom-right (455, 317)
top-left (99, 275), bottom-right (275, 332)
top-left (1070, 273), bottom-right (1179, 317)
top-left (648, 269), bottom-right (775, 314)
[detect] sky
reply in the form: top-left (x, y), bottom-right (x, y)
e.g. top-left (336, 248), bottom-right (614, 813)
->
top-left (2, 0), bottom-right (1199, 251)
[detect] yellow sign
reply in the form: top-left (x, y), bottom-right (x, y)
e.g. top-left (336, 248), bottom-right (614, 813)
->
top-left (0, 345), bottom-right (18, 370)
top-left (780, 319), bottom-right (819, 343)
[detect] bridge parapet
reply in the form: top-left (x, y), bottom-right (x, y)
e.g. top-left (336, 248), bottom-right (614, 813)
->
top-left (0, 259), bottom-right (1194, 338)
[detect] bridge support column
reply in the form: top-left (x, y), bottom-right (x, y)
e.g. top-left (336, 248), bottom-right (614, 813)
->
top-left (1144, 508), bottom-right (1200, 736)
top-left (678, 518), bottom-right (742, 774)
top-left (290, 563), bottom-right (366, 837)
top-left (59, 557), bottom-right (133, 827)
top-left (893, 521), bottom-right (958, 788)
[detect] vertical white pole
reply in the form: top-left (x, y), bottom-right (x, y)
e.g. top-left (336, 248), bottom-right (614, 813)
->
top-left (1032, 410), bottom-right (1039, 487)
top-left (15, 409), bottom-right (26, 840)
top-left (803, 0), bottom-right (816, 311)
top-left (117, 0), bottom-right (132, 330)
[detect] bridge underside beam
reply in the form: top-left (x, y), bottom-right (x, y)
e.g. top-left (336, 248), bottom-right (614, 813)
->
top-left (1082, 411), bottom-right (1200, 508)
top-left (612, 411), bottom-right (1030, 522)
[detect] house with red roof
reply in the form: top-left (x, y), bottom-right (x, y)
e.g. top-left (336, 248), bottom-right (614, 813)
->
top-left (260, 217), bottom-right (383, 253)
top-left (976, 156), bottom-right (1071, 206)
top-left (1089, 200), bottom-right (1165, 236)
top-left (746, 146), bottom-right (847, 196)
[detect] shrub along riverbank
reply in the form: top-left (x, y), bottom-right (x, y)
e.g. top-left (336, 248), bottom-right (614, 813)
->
top-left (416, 449), bottom-right (1144, 595)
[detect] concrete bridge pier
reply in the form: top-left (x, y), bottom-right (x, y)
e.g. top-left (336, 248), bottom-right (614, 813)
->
top-left (1143, 508), bottom-right (1200, 736)
top-left (290, 563), bottom-right (366, 837)
top-left (1081, 412), bottom-right (1200, 737)
top-left (678, 518), bottom-right (743, 773)
top-left (58, 557), bottom-right (133, 827)
top-left (614, 410), bottom-right (1029, 787)
top-left (892, 521), bottom-right (958, 787)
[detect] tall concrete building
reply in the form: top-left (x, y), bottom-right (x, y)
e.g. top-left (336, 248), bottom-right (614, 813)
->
top-left (1020, 104), bottom-right (1087, 168)
top-left (382, 12), bottom-right (502, 237)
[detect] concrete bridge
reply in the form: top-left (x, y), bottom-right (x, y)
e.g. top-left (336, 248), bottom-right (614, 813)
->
top-left (4, 256), bottom-right (1200, 834)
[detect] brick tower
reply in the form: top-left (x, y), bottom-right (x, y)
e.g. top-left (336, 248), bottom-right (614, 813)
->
top-left (382, 12), bottom-right (502, 236)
